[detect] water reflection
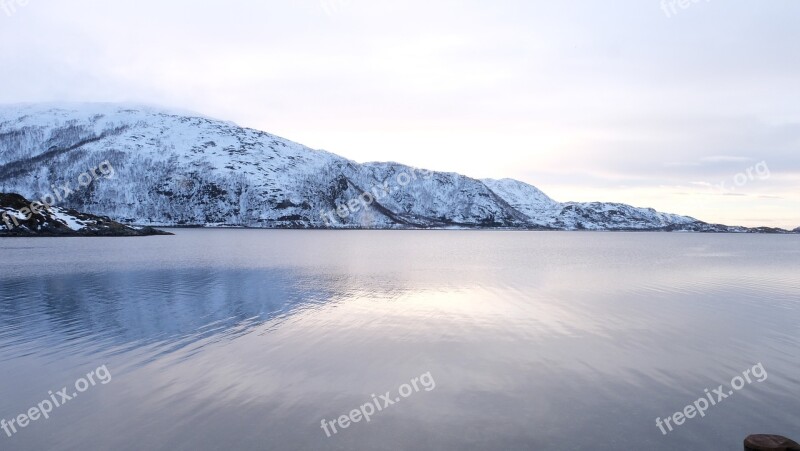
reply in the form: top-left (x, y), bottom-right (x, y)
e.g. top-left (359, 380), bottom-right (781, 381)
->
top-left (0, 230), bottom-right (798, 451)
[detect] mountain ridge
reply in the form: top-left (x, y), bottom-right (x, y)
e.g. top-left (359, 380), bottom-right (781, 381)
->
top-left (0, 103), bottom-right (793, 233)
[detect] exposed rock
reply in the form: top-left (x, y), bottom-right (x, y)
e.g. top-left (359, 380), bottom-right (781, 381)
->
top-left (0, 193), bottom-right (171, 237)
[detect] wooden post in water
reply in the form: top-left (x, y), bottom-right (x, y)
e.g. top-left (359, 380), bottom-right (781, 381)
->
top-left (744, 435), bottom-right (800, 451)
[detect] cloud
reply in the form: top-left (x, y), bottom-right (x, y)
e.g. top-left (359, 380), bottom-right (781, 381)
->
top-left (0, 0), bottom-right (797, 228)
top-left (700, 156), bottom-right (755, 163)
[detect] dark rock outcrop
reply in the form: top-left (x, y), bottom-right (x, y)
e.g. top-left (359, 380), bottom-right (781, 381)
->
top-left (1, 193), bottom-right (171, 237)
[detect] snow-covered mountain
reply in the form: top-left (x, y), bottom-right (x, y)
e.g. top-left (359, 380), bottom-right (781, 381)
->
top-left (482, 178), bottom-right (699, 231)
top-left (0, 103), bottom-right (790, 232)
top-left (0, 192), bottom-right (169, 236)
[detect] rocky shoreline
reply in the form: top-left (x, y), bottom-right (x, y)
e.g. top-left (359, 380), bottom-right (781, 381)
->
top-left (0, 193), bottom-right (171, 237)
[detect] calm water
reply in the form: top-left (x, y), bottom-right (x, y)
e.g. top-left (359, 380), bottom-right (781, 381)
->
top-left (0, 230), bottom-right (798, 450)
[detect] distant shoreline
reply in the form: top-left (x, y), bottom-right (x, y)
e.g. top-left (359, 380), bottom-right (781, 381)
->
top-left (121, 225), bottom-right (800, 234)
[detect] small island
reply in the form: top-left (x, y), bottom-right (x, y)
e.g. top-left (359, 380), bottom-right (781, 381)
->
top-left (0, 193), bottom-right (171, 237)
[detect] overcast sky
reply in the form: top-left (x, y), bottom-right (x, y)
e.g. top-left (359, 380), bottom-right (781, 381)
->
top-left (1, 0), bottom-right (798, 228)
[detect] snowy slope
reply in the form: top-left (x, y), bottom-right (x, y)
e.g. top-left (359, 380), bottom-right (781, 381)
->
top-left (483, 177), bottom-right (699, 230)
top-left (0, 104), bottom-right (529, 229)
top-left (0, 103), bottom-right (789, 232)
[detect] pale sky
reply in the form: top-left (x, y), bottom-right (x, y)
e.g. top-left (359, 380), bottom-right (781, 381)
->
top-left (1, 0), bottom-right (798, 228)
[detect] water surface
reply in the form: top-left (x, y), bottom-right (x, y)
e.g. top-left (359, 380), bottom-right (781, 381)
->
top-left (1, 230), bottom-right (798, 450)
